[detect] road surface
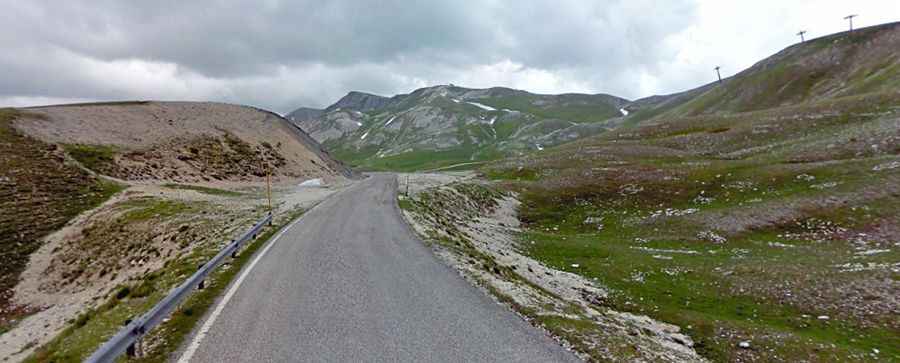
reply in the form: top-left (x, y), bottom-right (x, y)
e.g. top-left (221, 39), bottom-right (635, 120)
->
top-left (178, 174), bottom-right (578, 362)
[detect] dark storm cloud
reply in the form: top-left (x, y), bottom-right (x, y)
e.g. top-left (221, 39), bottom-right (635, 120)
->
top-left (0, 0), bottom-right (699, 112)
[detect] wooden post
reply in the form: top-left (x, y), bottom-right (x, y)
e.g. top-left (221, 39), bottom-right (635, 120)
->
top-left (265, 161), bottom-right (273, 214)
top-left (844, 14), bottom-right (857, 32)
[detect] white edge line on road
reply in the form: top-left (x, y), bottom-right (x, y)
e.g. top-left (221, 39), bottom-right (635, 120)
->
top-left (176, 215), bottom-right (305, 363)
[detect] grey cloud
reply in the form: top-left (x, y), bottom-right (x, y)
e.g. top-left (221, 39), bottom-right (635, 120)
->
top-left (0, 0), bottom-right (700, 112)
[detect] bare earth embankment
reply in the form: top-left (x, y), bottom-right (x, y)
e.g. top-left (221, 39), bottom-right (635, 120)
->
top-left (0, 102), bottom-right (351, 362)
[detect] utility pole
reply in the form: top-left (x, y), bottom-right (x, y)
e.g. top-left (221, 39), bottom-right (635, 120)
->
top-left (714, 66), bottom-right (722, 84)
top-left (797, 30), bottom-right (806, 43)
top-left (844, 14), bottom-right (857, 32)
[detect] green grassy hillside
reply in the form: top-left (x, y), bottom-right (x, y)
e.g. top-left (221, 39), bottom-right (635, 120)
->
top-left (664, 22), bottom-right (900, 118)
top-left (480, 84), bottom-right (900, 360)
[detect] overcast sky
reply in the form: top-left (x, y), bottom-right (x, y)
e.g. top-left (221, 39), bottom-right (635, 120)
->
top-left (1, 1), bottom-right (897, 114)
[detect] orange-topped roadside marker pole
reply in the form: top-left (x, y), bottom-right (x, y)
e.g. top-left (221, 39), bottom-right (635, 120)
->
top-left (266, 161), bottom-right (273, 215)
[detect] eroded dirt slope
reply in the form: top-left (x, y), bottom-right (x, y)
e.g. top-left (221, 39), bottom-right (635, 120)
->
top-left (13, 101), bottom-right (352, 183)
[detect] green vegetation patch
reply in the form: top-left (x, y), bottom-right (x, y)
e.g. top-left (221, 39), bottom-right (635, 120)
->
top-left (118, 197), bottom-right (195, 223)
top-left (64, 144), bottom-right (120, 173)
top-left (478, 95), bottom-right (621, 123)
top-left (163, 183), bottom-right (243, 197)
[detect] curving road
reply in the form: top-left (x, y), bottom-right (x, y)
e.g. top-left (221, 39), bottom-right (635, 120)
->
top-left (177, 174), bottom-right (578, 362)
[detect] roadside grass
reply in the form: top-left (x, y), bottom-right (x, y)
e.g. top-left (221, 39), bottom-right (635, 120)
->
top-left (162, 183), bottom-right (243, 197)
top-left (25, 207), bottom-right (304, 363)
top-left (497, 152), bottom-right (900, 361)
top-left (127, 207), bottom-right (306, 363)
top-left (397, 197), bottom-right (414, 211)
top-left (523, 227), bottom-right (897, 361)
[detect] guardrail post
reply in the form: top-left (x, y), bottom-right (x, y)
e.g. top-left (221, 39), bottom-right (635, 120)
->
top-left (124, 319), bottom-right (136, 358)
top-left (197, 263), bottom-right (205, 290)
top-left (231, 240), bottom-right (239, 258)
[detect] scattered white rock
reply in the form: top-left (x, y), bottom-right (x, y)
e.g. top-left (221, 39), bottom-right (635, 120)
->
top-left (697, 231), bottom-right (727, 244)
top-left (817, 315), bottom-right (830, 320)
top-left (796, 174), bottom-right (816, 182)
top-left (738, 341), bottom-right (751, 349)
top-left (810, 181), bottom-right (839, 190)
top-left (583, 216), bottom-right (603, 224)
top-left (872, 161), bottom-right (900, 171)
top-left (648, 208), bottom-right (698, 218)
top-left (632, 247), bottom-right (700, 255)
top-left (570, 264), bottom-right (580, 268)
top-left (692, 192), bottom-right (714, 205)
top-left (855, 249), bottom-right (890, 256)
top-left (619, 184), bottom-right (644, 195)
top-left (767, 242), bottom-right (795, 248)
top-left (834, 261), bottom-right (900, 273)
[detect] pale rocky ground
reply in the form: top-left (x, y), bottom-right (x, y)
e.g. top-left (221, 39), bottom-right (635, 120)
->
top-left (398, 173), bottom-right (704, 362)
top-left (0, 178), bottom-right (348, 362)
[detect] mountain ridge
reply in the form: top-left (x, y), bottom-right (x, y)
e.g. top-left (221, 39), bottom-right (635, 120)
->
top-left (289, 85), bottom-right (631, 170)
top-left (289, 21), bottom-right (900, 171)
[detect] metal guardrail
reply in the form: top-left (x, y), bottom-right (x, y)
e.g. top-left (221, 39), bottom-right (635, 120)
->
top-left (86, 213), bottom-right (274, 363)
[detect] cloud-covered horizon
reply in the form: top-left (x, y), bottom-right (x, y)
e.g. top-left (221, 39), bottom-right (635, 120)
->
top-left (1, 1), bottom-right (897, 113)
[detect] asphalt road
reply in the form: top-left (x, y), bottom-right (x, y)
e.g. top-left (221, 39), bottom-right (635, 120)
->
top-left (178, 174), bottom-right (578, 362)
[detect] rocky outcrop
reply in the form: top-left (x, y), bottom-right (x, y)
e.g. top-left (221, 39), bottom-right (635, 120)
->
top-left (286, 107), bottom-right (324, 124)
top-left (325, 91), bottom-right (392, 113)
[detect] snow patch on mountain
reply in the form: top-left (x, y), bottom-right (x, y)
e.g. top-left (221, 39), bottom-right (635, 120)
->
top-left (467, 101), bottom-right (496, 111)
